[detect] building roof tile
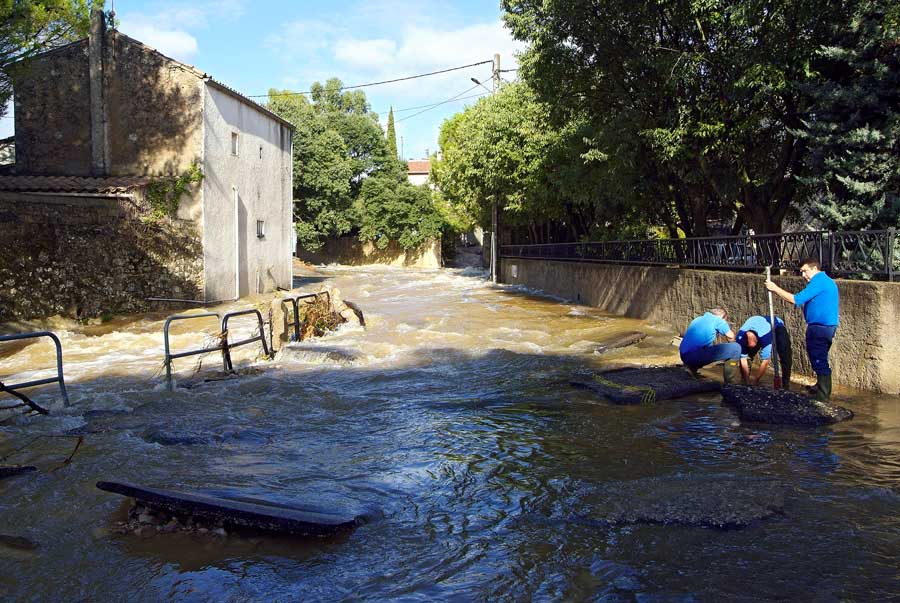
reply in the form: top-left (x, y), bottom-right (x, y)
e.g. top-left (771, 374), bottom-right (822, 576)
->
top-left (407, 160), bottom-right (431, 175)
top-left (0, 175), bottom-right (152, 194)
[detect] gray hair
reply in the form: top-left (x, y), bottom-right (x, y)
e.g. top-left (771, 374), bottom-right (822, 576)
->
top-left (708, 308), bottom-right (728, 319)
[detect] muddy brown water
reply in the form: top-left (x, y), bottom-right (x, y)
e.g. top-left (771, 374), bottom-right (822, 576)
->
top-left (1, 266), bottom-right (898, 601)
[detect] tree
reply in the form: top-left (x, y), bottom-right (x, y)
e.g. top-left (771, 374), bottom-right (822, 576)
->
top-left (799, 0), bottom-right (900, 230)
top-left (1, 0), bottom-right (100, 118)
top-left (355, 178), bottom-right (443, 250)
top-left (502, 0), bottom-right (855, 234)
top-left (385, 107), bottom-right (398, 160)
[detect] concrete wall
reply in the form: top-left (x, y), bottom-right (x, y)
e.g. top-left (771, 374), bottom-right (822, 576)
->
top-left (298, 237), bottom-right (442, 268)
top-left (502, 259), bottom-right (900, 394)
top-left (0, 191), bottom-right (204, 321)
top-left (9, 42), bottom-right (93, 175)
top-left (201, 85), bottom-right (293, 301)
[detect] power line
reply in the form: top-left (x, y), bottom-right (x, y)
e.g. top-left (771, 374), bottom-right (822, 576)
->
top-left (253, 60), bottom-right (493, 99)
top-left (378, 91), bottom-right (488, 116)
top-left (395, 83), bottom-right (487, 124)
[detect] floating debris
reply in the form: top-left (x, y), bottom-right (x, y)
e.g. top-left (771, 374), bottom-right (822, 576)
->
top-left (593, 331), bottom-right (647, 355)
top-left (0, 465), bottom-right (37, 479)
top-left (721, 385), bottom-right (854, 426)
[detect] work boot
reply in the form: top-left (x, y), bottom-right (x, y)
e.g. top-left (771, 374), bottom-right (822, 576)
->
top-left (812, 374), bottom-right (832, 401)
top-left (723, 359), bottom-right (739, 385)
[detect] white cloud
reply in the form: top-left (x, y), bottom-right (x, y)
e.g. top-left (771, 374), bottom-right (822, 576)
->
top-left (264, 20), bottom-right (337, 57)
top-left (118, 19), bottom-right (199, 62)
top-left (334, 38), bottom-right (398, 69)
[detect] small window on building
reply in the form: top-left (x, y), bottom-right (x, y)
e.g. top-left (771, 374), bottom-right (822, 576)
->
top-left (231, 132), bottom-right (239, 156)
top-left (256, 220), bottom-right (266, 239)
top-left (259, 145), bottom-right (263, 159)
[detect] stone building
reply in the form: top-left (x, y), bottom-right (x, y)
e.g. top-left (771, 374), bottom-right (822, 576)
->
top-left (0, 10), bottom-right (294, 320)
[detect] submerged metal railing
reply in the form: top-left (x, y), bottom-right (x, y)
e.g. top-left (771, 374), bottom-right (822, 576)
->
top-left (0, 331), bottom-right (70, 410)
top-left (163, 309), bottom-right (273, 390)
top-left (501, 229), bottom-right (899, 280)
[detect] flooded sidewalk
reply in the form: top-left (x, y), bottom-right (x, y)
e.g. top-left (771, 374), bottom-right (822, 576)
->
top-left (1, 265), bottom-right (899, 601)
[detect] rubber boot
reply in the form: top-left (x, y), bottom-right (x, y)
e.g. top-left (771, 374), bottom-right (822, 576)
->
top-left (723, 359), bottom-right (739, 385)
top-left (812, 374), bottom-right (832, 401)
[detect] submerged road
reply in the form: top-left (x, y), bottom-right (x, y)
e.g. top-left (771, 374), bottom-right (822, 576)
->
top-left (1, 265), bottom-right (899, 601)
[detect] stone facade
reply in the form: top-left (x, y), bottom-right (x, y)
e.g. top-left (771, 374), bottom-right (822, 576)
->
top-left (501, 259), bottom-right (900, 394)
top-left (0, 190), bottom-right (203, 321)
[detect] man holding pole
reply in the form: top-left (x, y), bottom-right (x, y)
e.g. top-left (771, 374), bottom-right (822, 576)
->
top-left (765, 258), bottom-right (839, 401)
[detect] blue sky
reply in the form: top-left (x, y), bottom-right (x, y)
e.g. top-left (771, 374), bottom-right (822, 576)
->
top-left (2, 0), bottom-right (523, 160)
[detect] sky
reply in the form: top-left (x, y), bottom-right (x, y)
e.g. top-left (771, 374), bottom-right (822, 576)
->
top-left (1, 0), bottom-right (524, 160)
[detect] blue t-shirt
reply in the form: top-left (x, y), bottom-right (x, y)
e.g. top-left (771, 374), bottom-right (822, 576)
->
top-left (736, 315), bottom-right (785, 360)
top-left (793, 272), bottom-right (839, 326)
top-left (680, 312), bottom-right (731, 355)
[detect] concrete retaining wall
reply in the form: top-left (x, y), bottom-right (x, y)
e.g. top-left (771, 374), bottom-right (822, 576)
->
top-left (298, 237), bottom-right (441, 269)
top-left (502, 259), bottom-right (900, 394)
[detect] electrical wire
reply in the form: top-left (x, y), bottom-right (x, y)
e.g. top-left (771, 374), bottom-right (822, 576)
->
top-left (252, 60), bottom-right (493, 98)
top-left (395, 83), bottom-right (487, 123)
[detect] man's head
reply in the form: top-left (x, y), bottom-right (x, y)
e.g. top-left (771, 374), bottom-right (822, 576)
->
top-left (709, 308), bottom-right (728, 321)
top-left (739, 329), bottom-right (760, 358)
top-left (800, 258), bottom-right (821, 283)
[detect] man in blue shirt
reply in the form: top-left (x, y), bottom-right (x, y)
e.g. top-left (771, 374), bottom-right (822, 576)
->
top-left (736, 315), bottom-right (792, 389)
top-left (765, 258), bottom-right (839, 400)
top-left (679, 308), bottom-right (741, 383)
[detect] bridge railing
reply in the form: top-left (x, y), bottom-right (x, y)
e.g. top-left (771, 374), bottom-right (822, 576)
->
top-left (501, 229), bottom-right (898, 281)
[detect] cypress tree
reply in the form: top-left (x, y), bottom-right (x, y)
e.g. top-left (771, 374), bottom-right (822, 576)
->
top-left (801, 1), bottom-right (900, 230)
top-left (386, 107), bottom-right (398, 159)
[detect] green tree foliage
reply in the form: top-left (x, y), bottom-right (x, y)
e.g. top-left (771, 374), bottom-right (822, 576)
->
top-left (800, 1), bottom-right (900, 230)
top-left (502, 0), bottom-right (856, 234)
top-left (1, 0), bottom-right (100, 118)
top-left (269, 80), bottom-right (442, 252)
top-left (385, 107), bottom-right (398, 160)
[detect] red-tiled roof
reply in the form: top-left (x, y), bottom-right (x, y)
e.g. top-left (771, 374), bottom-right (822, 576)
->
top-left (407, 160), bottom-right (430, 175)
top-left (0, 175), bottom-right (152, 194)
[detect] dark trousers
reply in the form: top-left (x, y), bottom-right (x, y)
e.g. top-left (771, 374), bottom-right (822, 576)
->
top-left (773, 325), bottom-right (793, 386)
top-left (806, 324), bottom-right (837, 376)
top-left (681, 342), bottom-right (742, 369)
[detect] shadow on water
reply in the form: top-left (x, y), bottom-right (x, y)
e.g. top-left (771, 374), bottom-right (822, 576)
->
top-left (2, 338), bottom-right (900, 601)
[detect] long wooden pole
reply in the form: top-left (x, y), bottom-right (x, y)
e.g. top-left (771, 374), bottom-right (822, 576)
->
top-left (766, 266), bottom-right (782, 389)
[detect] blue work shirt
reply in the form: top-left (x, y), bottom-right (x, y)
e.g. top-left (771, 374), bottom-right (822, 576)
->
top-left (680, 312), bottom-right (731, 355)
top-left (736, 315), bottom-right (785, 360)
top-left (794, 272), bottom-right (839, 326)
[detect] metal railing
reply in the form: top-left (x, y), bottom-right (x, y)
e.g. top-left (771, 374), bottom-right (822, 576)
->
top-left (281, 292), bottom-right (331, 342)
top-left (501, 229), bottom-right (899, 280)
top-left (0, 331), bottom-right (70, 411)
top-left (163, 309), bottom-right (273, 390)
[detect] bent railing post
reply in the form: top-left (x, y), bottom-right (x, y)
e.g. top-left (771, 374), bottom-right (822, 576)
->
top-left (0, 331), bottom-right (69, 407)
top-left (163, 312), bottom-right (222, 391)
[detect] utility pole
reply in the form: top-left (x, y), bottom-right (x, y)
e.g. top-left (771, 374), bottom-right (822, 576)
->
top-left (400, 136), bottom-right (404, 160)
top-left (490, 53), bottom-right (501, 283)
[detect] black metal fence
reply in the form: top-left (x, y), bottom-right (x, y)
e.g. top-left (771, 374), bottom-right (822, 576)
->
top-left (501, 229), bottom-right (898, 281)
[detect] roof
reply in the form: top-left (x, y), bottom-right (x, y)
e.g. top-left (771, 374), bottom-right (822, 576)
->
top-left (0, 175), bottom-right (151, 195)
top-left (407, 160), bottom-right (431, 175)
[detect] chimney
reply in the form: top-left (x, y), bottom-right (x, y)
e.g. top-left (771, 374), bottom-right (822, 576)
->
top-left (89, 9), bottom-right (108, 175)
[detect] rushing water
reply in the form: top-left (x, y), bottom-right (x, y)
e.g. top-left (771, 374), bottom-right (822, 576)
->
top-left (1, 266), bottom-right (899, 602)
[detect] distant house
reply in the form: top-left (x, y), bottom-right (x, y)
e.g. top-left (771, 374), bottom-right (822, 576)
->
top-left (407, 159), bottom-right (430, 186)
top-left (0, 10), bottom-right (294, 319)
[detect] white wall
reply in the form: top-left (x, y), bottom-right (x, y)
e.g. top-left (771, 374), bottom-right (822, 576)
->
top-left (407, 173), bottom-right (429, 186)
top-left (201, 85), bottom-right (293, 301)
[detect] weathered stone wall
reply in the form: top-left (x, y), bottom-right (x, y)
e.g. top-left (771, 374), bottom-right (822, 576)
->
top-left (105, 33), bottom-right (204, 176)
top-left (297, 237), bottom-right (442, 268)
top-left (9, 42), bottom-right (93, 175)
top-left (502, 259), bottom-right (900, 394)
top-left (0, 192), bottom-right (203, 321)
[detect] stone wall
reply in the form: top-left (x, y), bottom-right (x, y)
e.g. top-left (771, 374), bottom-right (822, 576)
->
top-left (9, 42), bottom-right (93, 175)
top-left (298, 237), bottom-right (442, 269)
top-left (502, 259), bottom-right (900, 394)
top-left (0, 192), bottom-right (204, 321)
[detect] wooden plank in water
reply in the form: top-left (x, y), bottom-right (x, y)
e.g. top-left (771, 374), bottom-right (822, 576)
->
top-left (96, 481), bottom-right (362, 537)
top-left (0, 466), bottom-right (37, 479)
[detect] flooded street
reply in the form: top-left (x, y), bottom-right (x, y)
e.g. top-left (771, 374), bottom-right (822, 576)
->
top-left (1, 266), bottom-right (899, 601)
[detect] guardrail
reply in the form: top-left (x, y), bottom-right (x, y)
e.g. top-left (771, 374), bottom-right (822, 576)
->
top-left (0, 331), bottom-right (70, 412)
top-left (163, 309), bottom-right (275, 390)
top-left (281, 292), bottom-right (331, 342)
top-left (501, 229), bottom-right (898, 280)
